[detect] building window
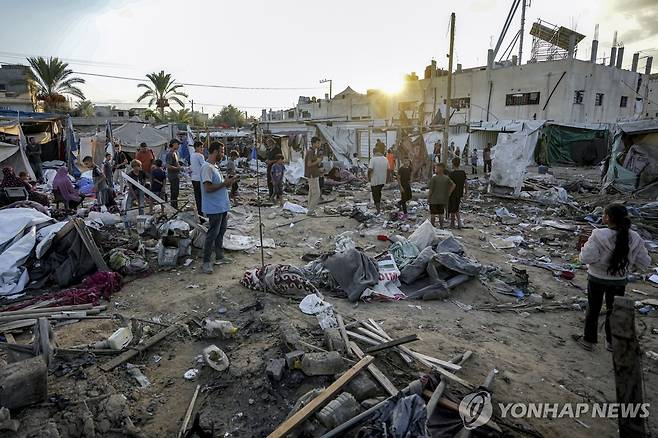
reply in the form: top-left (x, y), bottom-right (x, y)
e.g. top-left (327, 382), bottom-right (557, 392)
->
top-left (574, 90), bottom-right (584, 104)
top-left (505, 92), bottom-right (540, 106)
top-left (595, 93), bottom-right (604, 106)
top-left (0, 84), bottom-right (6, 92)
top-left (453, 97), bottom-right (471, 109)
top-left (620, 96), bottom-right (628, 107)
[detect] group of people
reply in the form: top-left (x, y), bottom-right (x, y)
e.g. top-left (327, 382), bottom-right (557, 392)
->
top-left (433, 140), bottom-right (493, 176)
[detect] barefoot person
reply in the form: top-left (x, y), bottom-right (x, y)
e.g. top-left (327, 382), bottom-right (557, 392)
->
top-left (575, 204), bottom-right (651, 351)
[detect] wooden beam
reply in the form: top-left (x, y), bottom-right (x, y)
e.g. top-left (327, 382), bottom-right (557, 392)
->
top-left (73, 219), bottom-right (109, 272)
top-left (121, 171), bottom-right (177, 214)
top-left (178, 385), bottom-right (200, 438)
top-left (267, 356), bottom-right (374, 438)
top-left (349, 341), bottom-right (397, 397)
top-left (335, 314), bottom-right (352, 358)
top-left (611, 296), bottom-right (649, 438)
top-left (0, 304), bottom-right (94, 317)
top-left (364, 334), bottom-right (419, 354)
top-left (356, 325), bottom-right (413, 364)
top-left (99, 318), bottom-right (190, 371)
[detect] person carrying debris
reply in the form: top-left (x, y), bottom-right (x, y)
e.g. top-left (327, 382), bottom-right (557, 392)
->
top-left (201, 142), bottom-right (238, 274)
top-left (397, 159), bottom-right (412, 214)
top-left (305, 136), bottom-right (322, 216)
top-left (271, 154), bottom-right (285, 207)
top-left (190, 140), bottom-right (206, 215)
top-left (368, 144), bottom-right (388, 214)
top-left (470, 148), bottom-right (478, 175)
top-left (166, 139), bottom-right (181, 209)
top-left (575, 204), bottom-right (651, 351)
top-left (428, 162), bottom-right (454, 229)
top-left (483, 143), bottom-right (492, 174)
top-left (448, 157), bottom-right (467, 229)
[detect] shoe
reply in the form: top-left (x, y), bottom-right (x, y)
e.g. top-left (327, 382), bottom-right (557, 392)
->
top-left (605, 340), bottom-right (613, 352)
top-left (202, 262), bottom-right (213, 274)
top-left (214, 256), bottom-right (233, 265)
top-left (572, 334), bottom-right (593, 351)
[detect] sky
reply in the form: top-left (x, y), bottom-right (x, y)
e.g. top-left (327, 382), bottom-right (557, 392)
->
top-left (1, 0), bottom-right (656, 116)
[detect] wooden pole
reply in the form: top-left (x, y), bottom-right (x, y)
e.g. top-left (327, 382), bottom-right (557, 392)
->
top-left (611, 296), bottom-right (648, 438)
top-left (442, 12), bottom-right (455, 165)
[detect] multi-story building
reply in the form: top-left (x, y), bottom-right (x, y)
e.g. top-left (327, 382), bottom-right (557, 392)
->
top-left (0, 64), bottom-right (33, 112)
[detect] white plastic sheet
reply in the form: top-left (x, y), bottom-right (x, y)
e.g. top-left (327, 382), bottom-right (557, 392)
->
top-left (0, 208), bottom-right (54, 248)
top-left (0, 226), bottom-right (36, 296)
top-left (283, 201), bottom-right (308, 215)
top-left (284, 158), bottom-right (305, 184)
top-left (299, 293), bottom-right (337, 329)
top-left (489, 125), bottom-right (541, 194)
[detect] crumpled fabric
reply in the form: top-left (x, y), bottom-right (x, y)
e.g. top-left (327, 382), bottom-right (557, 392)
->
top-left (2, 271), bottom-right (122, 311)
top-left (435, 236), bottom-right (464, 255)
top-left (108, 248), bottom-right (149, 275)
top-left (321, 249), bottom-right (379, 302)
top-left (240, 264), bottom-right (318, 297)
top-left (356, 394), bottom-right (429, 438)
top-left (300, 259), bottom-right (340, 292)
top-left (399, 247), bottom-right (436, 284)
top-left (389, 238), bottom-right (420, 270)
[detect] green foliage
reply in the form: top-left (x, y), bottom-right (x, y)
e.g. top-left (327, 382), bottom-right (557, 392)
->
top-left (210, 104), bottom-right (246, 127)
top-left (26, 56), bottom-right (86, 111)
top-left (137, 71), bottom-right (188, 115)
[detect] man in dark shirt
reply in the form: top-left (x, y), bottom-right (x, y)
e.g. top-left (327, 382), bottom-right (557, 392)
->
top-left (265, 138), bottom-right (282, 200)
top-left (448, 157), bottom-right (468, 229)
top-left (26, 137), bottom-right (43, 182)
top-left (397, 159), bottom-right (412, 214)
top-left (149, 159), bottom-right (166, 214)
top-left (124, 159), bottom-right (146, 222)
top-left (166, 139), bottom-right (181, 209)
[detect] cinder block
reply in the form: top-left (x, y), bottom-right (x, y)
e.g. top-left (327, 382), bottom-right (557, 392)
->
top-left (301, 351), bottom-right (344, 376)
top-left (266, 358), bottom-right (286, 382)
top-left (0, 356), bottom-right (47, 409)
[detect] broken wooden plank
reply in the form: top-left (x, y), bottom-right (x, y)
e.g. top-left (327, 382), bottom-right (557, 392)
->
top-left (0, 319), bottom-right (37, 332)
top-left (349, 341), bottom-right (397, 397)
top-left (335, 314), bottom-right (352, 358)
top-left (0, 303), bottom-right (94, 317)
top-left (267, 355), bottom-right (374, 438)
top-left (99, 317), bottom-right (191, 371)
top-left (122, 171), bottom-right (177, 213)
top-left (178, 384), bottom-right (200, 438)
top-left (73, 219), bottom-right (109, 272)
top-left (364, 334), bottom-right (419, 354)
top-left (356, 325), bottom-right (414, 364)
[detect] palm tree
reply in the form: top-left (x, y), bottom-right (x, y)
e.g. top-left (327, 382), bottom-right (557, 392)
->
top-left (26, 56), bottom-right (86, 111)
top-left (136, 71), bottom-right (187, 116)
top-left (75, 100), bottom-right (95, 118)
top-left (166, 108), bottom-right (192, 124)
top-left (141, 108), bottom-right (165, 122)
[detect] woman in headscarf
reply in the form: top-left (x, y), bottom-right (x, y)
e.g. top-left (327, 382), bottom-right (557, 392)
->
top-left (1, 166), bottom-right (50, 206)
top-left (52, 166), bottom-right (84, 209)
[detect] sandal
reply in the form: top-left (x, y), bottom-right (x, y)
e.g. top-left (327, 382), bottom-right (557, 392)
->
top-left (572, 334), bottom-right (593, 351)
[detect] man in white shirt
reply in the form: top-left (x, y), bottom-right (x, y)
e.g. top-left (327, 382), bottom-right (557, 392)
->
top-left (190, 140), bottom-right (206, 216)
top-left (368, 145), bottom-right (389, 214)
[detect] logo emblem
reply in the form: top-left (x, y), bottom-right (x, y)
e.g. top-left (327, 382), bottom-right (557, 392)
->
top-left (459, 390), bottom-right (493, 430)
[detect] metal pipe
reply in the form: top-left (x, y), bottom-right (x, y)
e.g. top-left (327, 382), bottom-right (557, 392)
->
top-left (426, 351), bottom-right (473, 417)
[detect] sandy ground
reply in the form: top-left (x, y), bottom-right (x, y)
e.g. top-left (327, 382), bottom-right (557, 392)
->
top-left (7, 166), bottom-right (658, 438)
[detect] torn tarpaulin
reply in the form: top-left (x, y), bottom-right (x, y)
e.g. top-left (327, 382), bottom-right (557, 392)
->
top-left (356, 394), bottom-right (429, 438)
top-left (321, 249), bottom-right (379, 302)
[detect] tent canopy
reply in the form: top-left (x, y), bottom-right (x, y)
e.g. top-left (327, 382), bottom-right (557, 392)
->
top-left (541, 123), bottom-right (608, 166)
top-left (113, 116), bottom-right (169, 153)
top-left (316, 124), bottom-right (355, 164)
top-left (0, 141), bottom-right (33, 178)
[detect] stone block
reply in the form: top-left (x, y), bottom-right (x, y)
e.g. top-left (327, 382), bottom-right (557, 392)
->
top-left (266, 358), bottom-right (286, 381)
top-left (0, 356), bottom-right (47, 409)
top-left (301, 351), bottom-right (344, 376)
top-left (323, 328), bottom-right (346, 353)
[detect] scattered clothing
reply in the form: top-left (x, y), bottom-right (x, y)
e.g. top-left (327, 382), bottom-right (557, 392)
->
top-left (321, 248), bottom-right (379, 302)
top-left (241, 264), bottom-right (318, 296)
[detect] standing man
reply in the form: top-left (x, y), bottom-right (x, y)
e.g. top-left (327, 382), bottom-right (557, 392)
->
top-left (166, 139), bottom-right (181, 209)
top-left (201, 142), bottom-right (236, 274)
top-left (448, 157), bottom-right (467, 229)
top-left (265, 138), bottom-right (282, 200)
top-left (190, 140), bottom-right (206, 215)
top-left (113, 142), bottom-right (129, 189)
top-left (305, 136), bottom-right (322, 216)
top-left (135, 142), bottom-right (155, 179)
top-left (368, 144), bottom-right (389, 214)
top-left (483, 143), bottom-right (492, 174)
top-left (428, 163), bottom-right (455, 229)
top-left (433, 141), bottom-right (442, 164)
top-left (26, 137), bottom-right (43, 182)
top-left (386, 148), bottom-right (395, 182)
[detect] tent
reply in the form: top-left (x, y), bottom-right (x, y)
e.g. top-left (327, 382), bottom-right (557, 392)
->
top-left (602, 119), bottom-right (658, 194)
top-left (414, 131), bottom-right (470, 156)
top-left (539, 123), bottom-right (610, 166)
top-left (489, 121), bottom-right (543, 194)
top-left (0, 141), bottom-right (33, 179)
top-left (113, 116), bottom-right (168, 154)
top-left (316, 124), bottom-right (356, 164)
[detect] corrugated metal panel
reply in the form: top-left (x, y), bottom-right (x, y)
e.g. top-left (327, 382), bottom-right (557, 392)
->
top-left (357, 130), bottom-right (387, 159)
top-left (469, 130), bottom-right (499, 151)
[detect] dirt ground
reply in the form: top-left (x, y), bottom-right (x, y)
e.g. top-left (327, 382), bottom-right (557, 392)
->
top-left (7, 166), bottom-right (658, 438)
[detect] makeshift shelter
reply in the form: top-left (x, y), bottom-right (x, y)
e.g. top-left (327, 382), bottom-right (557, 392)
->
top-left (112, 116), bottom-right (168, 155)
top-left (0, 110), bottom-right (70, 166)
top-left (157, 122), bottom-right (193, 163)
top-left (538, 123), bottom-right (609, 166)
top-left (316, 124), bottom-right (356, 165)
top-left (414, 130), bottom-right (469, 157)
top-left (0, 141), bottom-right (33, 178)
top-left (398, 133), bottom-right (431, 181)
top-left (602, 119), bottom-right (658, 195)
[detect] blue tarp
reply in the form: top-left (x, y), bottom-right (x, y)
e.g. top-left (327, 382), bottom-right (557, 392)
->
top-left (0, 110), bottom-right (64, 122)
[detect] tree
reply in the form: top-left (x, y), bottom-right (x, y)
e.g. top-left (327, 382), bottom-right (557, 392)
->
top-left (211, 104), bottom-right (246, 127)
top-left (26, 56), bottom-right (86, 112)
top-left (136, 71), bottom-right (187, 116)
top-left (74, 100), bottom-right (95, 118)
top-left (166, 108), bottom-right (192, 124)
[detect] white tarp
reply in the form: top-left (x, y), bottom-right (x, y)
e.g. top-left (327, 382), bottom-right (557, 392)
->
top-left (284, 158), bottom-right (305, 184)
top-left (316, 124), bottom-right (355, 164)
top-left (113, 117), bottom-right (169, 153)
top-left (416, 131), bottom-right (470, 155)
top-left (0, 208), bottom-right (54, 248)
top-left (489, 124), bottom-right (542, 194)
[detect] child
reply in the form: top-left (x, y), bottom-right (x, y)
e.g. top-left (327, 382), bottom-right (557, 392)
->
top-left (125, 159), bottom-right (145, 220)
top-left (397, 159), bottom-right (412, 214)
top-left (18, 171), bottom-right (29, 183)
top-left (470, 148), bottom-right (478, 175)
top-left (83, 155), bottom-right (110, 207)
top-left (448, 157), bottom-right (467, 229)
top-left (227, 150), bottom-right (239, 199)
top-left (149, 159), bottom-right (166, 214)
top-left (575, 204), bottom-right (651, 351)
top-left (428, 163), bottom-right (454, 229)
top-left (271, 154), bottom-right (285, 206)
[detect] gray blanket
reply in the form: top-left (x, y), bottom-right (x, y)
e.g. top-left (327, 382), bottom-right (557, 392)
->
top-left (321, 248), bottom-right (379, 302)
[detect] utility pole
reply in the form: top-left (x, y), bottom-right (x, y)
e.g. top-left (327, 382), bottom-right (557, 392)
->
top-left (518, 0), bottom-right (526, 65)
top-left (190, 99), bottom-right (194, 114)
top-left (320, 79), bottom-right (333, 99)
top-left (442, 12), bottom-right (455, 165)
